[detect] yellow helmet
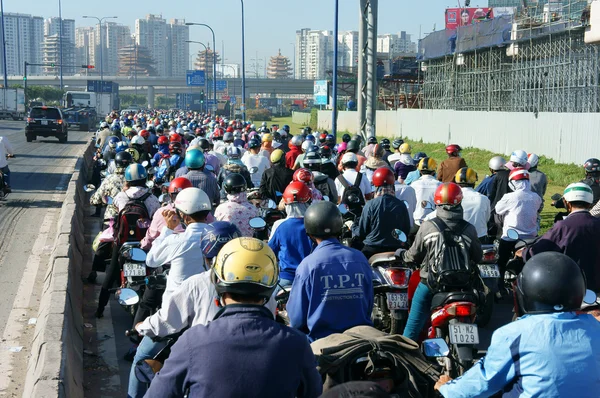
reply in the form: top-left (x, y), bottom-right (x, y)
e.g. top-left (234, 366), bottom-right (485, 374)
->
top-left (418, 157), bottom-right (437, 172)
top-left (125, 147), bottom-right (140, 162)
top-left (270, 149), bottom-right (285, 164)
top-left (399, 143), bottom-right (412, 154)
top-left (211, 237), bottom-right (279, 299)
top-left (262, 133), bottom-right (273, 143)
top-left (455, 167), bottom-right (478, 185)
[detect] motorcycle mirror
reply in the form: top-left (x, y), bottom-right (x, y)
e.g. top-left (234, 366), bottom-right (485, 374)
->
top-left (323, 195), bottom-right (330, 202)
top-left (422, 338), bottom-right (450, 358)
top-left (141, 160), bottom-right (149, 168)
top-left (550, 193), bottom-right (562, 201)
top-left (421, 201), bottom-right (434, 210)
top-left (116, 288), bottom-right (140, 306)
top-left (136, 219), bottom-right (152, 230)
top-left (338, 204), bottom-right (349, 215)
top-left (506, 229), bottom-right (520, 240)
top-left (158, 194), bottom-right (170, 204)
top-left (106, 196), bottom-right (113, 205)
top-left (267, 199), bottom-right (277, 209)
top-left (392, 229), bottom-right (407, 243)
top-left (147, 167), bottom-right (156, 175)
top-left (205, 164), bottom-right (214, 172)
top-left (249, 217), bottom-right (267, 229)
top-left (249, 166), bottom-right (259, 174)
top-left (146, 181), bottom-right (155, 189)
top-left (84, 184), bottom-right (96, 193)
top-left (583, 289), bottom-right (598, 305)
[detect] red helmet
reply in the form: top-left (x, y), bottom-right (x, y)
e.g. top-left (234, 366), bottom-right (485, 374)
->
top-left (283, 181), bottom-right (311, 204)
top-left (169, 142), bottom-right (183, 155)
top-left (372, 167), bottom-right (395, 187)
top-left (446, 144), bottom-right (462, 155)
top-left (168, 177), bottom-right (192, 194)
top-left (509, 167), bottom-right (529, 181)
top-left (139, 129), bottom-right (150, 139)
top-left (433, 182), bottom-right (463, 206)
top-left (158, 136), bottom-right (169, 145)
top-left (213, 128), bottom-right (224, 138)
top-left (170, 133), bottom-right (182, 143)
top-left (226, 126), bottom-right (234, 133)
top-left (319, 132), bottom-right (327, 143)
top-left (293, 168), bottom-right (314, 185)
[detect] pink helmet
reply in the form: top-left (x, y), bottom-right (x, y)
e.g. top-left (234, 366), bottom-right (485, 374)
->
top-left (337, 142), bottom-right (348, 154)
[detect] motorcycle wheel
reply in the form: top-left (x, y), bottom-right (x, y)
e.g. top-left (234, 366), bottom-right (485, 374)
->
top-left (389, 316), bottom-right (404, 335)
top-left (476, 288), bottom-right (494, 327)
top-left (450, 344), bottom-right (470, 378)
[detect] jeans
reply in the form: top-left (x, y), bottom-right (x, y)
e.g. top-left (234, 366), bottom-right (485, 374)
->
top-left (127, 336), bottom-right (166, 398)
top-left (1, 166), bottom-right (10, 186)
top-left (403, 282), bottom-right (433, 342)
top-left (497, 239), bottom-right (517, 291)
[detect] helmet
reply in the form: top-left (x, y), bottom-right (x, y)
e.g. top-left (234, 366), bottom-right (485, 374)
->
top-left (223, 173), bottom-right (247, 194)
top-left (139, 129), bottom-right (150, 139)
top-left (168, 177), bottom-right (193, 194)
top-left (158, 136), bottom-right (169, 145)
top-left (200, 222), bottom-right (242, 260)
top-left (433, 182), bottom-right (463, 206)
top-left (100, 121), bottom-right (109, 128)
top-left (248, 139), bottom-right (261, 149)
top-left (413, 152), bottom-right (427, 163)
top-left (223, 132), bottom-right (234, 142)
top-left (319, 132), bottom-right (327, 143)
top-left (131, 135), bottom-right (145, 145)
top-left (169, 142), bottom-right (183, 155)
top-left (282, 124), bottom-right (290, 133)
top-left (342, 133), bottom-right (351, 143)
top-left (488, 156), bottom-right (506, 171)
top-left (303, 151), bottom-right (321, 167)
top-left (170, 133), bottom-right (182, 143)
top-left (367, 136), bottom-right (377, 145)
top-left (372, 167), bottom-right (395, 187)
top-left (417, 157), bottom-right (437, 172)
top-left (583, 158), bottom-right (600, 173)
top-left (108, 136), bottom-right (119, 148)
top-left (270, 149), bottom-right (285, 164)
top-left (211, 237), bottom-right (279, 300)
top-left (399, 143), bottom-right (412, 154)
top-left (380, 138), bottom-right (391, 150)
top-left (454, 167), bottom-right (478, 185)
top-left (563, 182), bottom-right (594, 204)
top-left (346, 140), bottom-right (360, 153)
top-left (290, 135), bottom-right (303, 147)
top-left (226, 146), bottom-right (242, 160)
top-left (115, 141), bottom-right (129, 153)
top-left (261, 133), bottom-right (273, 143)
top-left (516, 252), bottom-right (585, 314)
top-left (293, 168), bottom-right (314, 184)
top-left (510, 149), bottom-right (528, 166)
top-left (392, 138), bottom-right (404, 150)
top-left (125, 147), bottom-right (140, 162)
top-left (527, 153), bottom-right (539, 168)
top-left (174, 187), bottom-right (211, 214)
top-left (185, 149), bottom-right (206, 169)
top-left (445, 144), bottom-right (461, 155)
top-left (341, 152), bottom-right (358, 165)
top-left (304, 134), bottom-right (315, 143)
top-left (197, 139), bottom-right (210, 151)
top-left (301, 140), bottom-right (312, 153)
top-left (509, 168), bottom-right (529, 181)
top-left (283, 181), bottom-right (311, 204)
top-left (124, 164), bottom-right (147, 182)
top-left (318, 146), bottom-right (332, 159)
top-left (304, 201), bottom-right (343, 237)
top-left (337, 142), bottom-right (347, 154)
top-left (114, 151), bottom-right (133, 168)
top-left (325, 134), bottom-right (335, 146)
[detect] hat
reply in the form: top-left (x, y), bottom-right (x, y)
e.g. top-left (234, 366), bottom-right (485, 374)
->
top-left (341, 152), bottom-right (358, 165)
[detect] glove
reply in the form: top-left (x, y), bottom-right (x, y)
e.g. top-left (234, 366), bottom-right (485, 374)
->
top-left (394, 248), bottom-right (406, 259)
top-left (344, 220), bottom-right (354, 229)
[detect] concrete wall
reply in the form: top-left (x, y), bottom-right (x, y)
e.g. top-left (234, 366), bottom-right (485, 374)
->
top-left (292, 111), bottom-right (311, 126)
top-left (22, 141), bottom-right (94, 398)
top-left (318, 109), bottom-right (600, 165)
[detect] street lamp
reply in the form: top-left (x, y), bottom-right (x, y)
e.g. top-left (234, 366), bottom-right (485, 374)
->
top-left (58, 0), bottom-right (63, 90)
top-left (290, 42), bottom-right (295, 79)
top-left (0, 0), bottom-right (8, 88)
top-left (186, 40), bottom-right (209, 113)
top-left (240, 0), bottom-right (246, 121)
top-left (332, 0), bottom-right (339, 140)
top-left (186, 22), bottom-right (217, 115)
top-left (82, 15), bottom-right (118, 84)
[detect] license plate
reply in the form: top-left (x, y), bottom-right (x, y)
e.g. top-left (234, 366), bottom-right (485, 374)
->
top-left (41, 120), bottom-right (48, 125)
top-left (123, 263), bottom-right (146, 277)
top-left (479, 264), bottom-right (500, 278)
top-left (386, 292), bottom-right (408, 310)
top-left (449, 323), bottom-right (479, 345)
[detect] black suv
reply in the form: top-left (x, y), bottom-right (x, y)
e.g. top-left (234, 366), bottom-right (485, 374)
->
top-left (25, 106), bottom-right (68, 143)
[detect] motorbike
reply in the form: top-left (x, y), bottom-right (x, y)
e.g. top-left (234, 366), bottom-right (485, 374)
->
top-left (247, 197), bottom-right (286, 240)
top-left (475, 243), bottom-right (499, 327)
top-left (550, 193), bottom-right (569, 223)
top-left (118, 243), bottom-right (150, 316)
top-left (0, 169), bottom-right (8, 200)
top-left (275, 286), bottom-right (291, 325)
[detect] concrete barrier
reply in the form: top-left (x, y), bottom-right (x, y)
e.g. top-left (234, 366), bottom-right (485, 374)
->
top-left (292, 111), bottom-right (311, 126)
top-left (22, 140), bottom-right (95, 398)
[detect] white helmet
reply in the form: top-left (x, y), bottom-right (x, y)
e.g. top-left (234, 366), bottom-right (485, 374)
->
top-left (301, 140), bottom-right (312, 152)
top-left (131, 135), bottom-right (145, 145)
top-left (100, 121), bottom-right (109, 128)
top-left (174, 187), bottom-right (212, 214)
top-left (528, 153), bottom-right (539, 168)
top-left (510, 150), bottom-right (528, 166)
top-left (563, 183), bottom-right (594, 204)
top-left (341, 152), bottom-right (358, 165)
top-left (488, 156), bottom-right (506, 171)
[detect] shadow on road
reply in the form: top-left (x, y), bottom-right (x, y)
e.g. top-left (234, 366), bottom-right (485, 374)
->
top-left (34, 140), bottom-right (89, 145)
top-left (10, 172), bottom-right (73, 191)
top-left (2, 199), bottom-right (64, 208)
top-left (13, 154), bottom-right (80, 160)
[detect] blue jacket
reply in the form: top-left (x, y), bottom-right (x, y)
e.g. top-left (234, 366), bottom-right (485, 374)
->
top-left (352, 194), bottom-right (411, 249)
top-left (152, 144), bottom-right (170, 166)
top-left (145, 305), bottom-right (323, 398)
top-left (476, 174), bottom-right (496, 198)
top-left (404, 169), bottom-right (421, 185)
top-left (287, 238), bottom-right (374, 341)
top-left (440, 312), bottom-right (600, 398)
top-left (268, 218), bottom-right (313, 282)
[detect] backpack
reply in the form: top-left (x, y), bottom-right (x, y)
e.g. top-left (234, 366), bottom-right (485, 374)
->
top-left (114, 192), bottom-right (152, 245)
top-left (167, 155), bottom-right (185, 181)
top-left (337, 172), bottom-right (366, 207)
top-left (314, 174), bottom-right (333, 201)
top-left (155, 156), bottom-right (171, 182)
top-left (427, 218), bottom-right (474, 290)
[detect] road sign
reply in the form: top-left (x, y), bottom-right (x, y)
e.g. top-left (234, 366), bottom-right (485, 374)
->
top-left (87, 80), bottom-right (118, 93)
top-left (186, 70), bottom-right (206, 86)
top-left (314, 80), bottom-right (328, 105)
top-left (221, 95), bottom-right (230, 101)
top-left (215, 80), bottom-right (228, 91)
top-left (230, 96), bottom-right (236, 105)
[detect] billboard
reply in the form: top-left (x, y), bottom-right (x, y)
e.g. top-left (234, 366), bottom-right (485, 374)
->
top-left (445, 7), bottom-right (493, 30)
top-left (186, 70), bottom-right (206, 86)
top-left (314, 80), bottom-right (328, 105)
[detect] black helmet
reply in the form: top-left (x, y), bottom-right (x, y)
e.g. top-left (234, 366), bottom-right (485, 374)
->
top-left (319, 146), bottom-right (332, 159)
top-left (223, 173), bottom-right (247, 194)
top-left (115, 151), bottom-right (133, 169)
top-left (248, 138), bottom-right (261, 149)
top-left (198, 138), bottom-right (210, 151)
top-left (303, 151), bottom-right (321, 171)
top-left (516, 252), bottom-right (585, 315)
top-left (304, 201), bottom-right (343, 238)
top-left (584, 158), bottom-right (600, 174)
top-left (346, 140), bottom-right (360, 153)
top-left (342, 133), bottom-right (351, 143)
top-left (352, 134), bottom-right (363, 144)
top-left (367, 136), bottom-right (377, 145)
top-left (413, 152), bottom-right (427, 163)
top-left (381, 138), bottom-right (391, 150)
top-left (392, 138), bottom-right (404, 149)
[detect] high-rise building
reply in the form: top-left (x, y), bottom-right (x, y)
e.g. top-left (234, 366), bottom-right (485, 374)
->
top-left (43, 17), bottom-right (76, 76)
top-left (377, 32), bottom-right (416, 56)
top-left (105, 23), bottom-right (132, 76)
top-left (0, 13), bottom-right (44, 76)
top-left (135, 14), bottom-right (168, 76)
top-left (338, 31), bottom-right (359, 71)
top-left (77, 23), bottom-right (131, 77)
top-left (166, 19), bottom-right (189, 78)
top-left (295, 29), bottom-right (333, 80)
top-left (75, 26), bottom-right (95, 73)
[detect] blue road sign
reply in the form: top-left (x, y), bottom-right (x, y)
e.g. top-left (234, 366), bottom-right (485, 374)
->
top-left (186, 70), bottom-right (206, 86)
top-left (215, 80), bottom-right (228, 91)
top-left (230, 96), bottom-right (236, 105)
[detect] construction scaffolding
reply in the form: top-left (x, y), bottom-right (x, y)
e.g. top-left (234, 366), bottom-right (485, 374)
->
top-left (420, 0), bottom-right (600, 113)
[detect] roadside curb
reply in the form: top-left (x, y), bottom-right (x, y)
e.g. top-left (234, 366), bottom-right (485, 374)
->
top-left (22, 140), bottom-right (95, 398)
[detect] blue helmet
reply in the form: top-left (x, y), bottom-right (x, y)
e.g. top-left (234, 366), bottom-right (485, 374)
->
top-left (124, 164), bottom-right (148, 182)
top-left (108, 136), bottom-right (120, 148)
top-left (305, 135), bottom-right (315, 142)
top-left (248, 138), bottom-right (261, 149)
top-left (115, 141), bottom-right (129, 153)
top-left (111, 125), bottom-right (121, 133)
top-left (282, 124), bottom-right (290, 133)
top-left (185, 149), bottom-right (205, 169)
top-left (200, 221), bottom-right (242, 260)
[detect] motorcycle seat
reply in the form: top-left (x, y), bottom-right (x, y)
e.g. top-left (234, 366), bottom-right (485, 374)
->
top-left (368, 252), bottom-right (398, 266)
top-left (431, 291), bottom-right (479, 310)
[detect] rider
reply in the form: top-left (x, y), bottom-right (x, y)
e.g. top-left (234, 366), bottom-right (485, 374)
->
top-left (241, 138), bottom-right (270, 187)
top-left (435, 252), bottom-right (600, 398)
top-left (387, 138), bottom-right (404, 169)
top-left (397, 183), bottom-right (482, 341)
top-left (144, 237), bottom-right (322, 398)
top-left (475, 156), bottom-right (506, 198)
top-left (259, 149), bottom-right (294, 203)
top-left (361, 144), bottom-right (391, 184)
top-left (335, 152), bottom-right (373, 203)
top-left (352, 167), bottom-right (411, 259)
top-left (393, 143), bottom-right (416, 182)
top-left (89, 151), bottom-right (131, 220)
top-left (214, 173), bottom-right (259, 237)
top-left (527, 153), bottom-right (547, 200)
top-left (437, 144), bottom-right (467, 183)
top-left (183, 149), bottom-right (220, 207)
top-left (581, 158), bottom-right (600, 205)
top-left (404, 152), bottom-right (428, 186)
top-left (448, 167), bottom-right (490, 239)
top-left (304, 151), bottom-right (339, 203)
top-left (287, 201), bottom-right (374, 341)
top-left (293, 168), bottom-right (323, 202)
top-left (286, 135), bottom-right (303, 169)
top-left (217, 146), bottom-right (253, 190)
top-left (411, 157), bottom-right (441, 227)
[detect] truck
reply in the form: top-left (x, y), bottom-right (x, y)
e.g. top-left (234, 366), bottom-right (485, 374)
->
top-left (62, 90), bottom-right (119, 131)
top-left (0, 88), bottom-right (26, 120)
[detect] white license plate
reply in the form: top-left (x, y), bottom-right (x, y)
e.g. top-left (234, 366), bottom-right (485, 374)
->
top-left (386, 292), bottom-right (408, 310)
top-left (479, 264), bottom-right (500, 278)
top-left (449, 323), bottom-right (479, 345)
top-left (123, 263), bottom-right (146, 277)
top-left (41, 120), bottom-right (48, 125)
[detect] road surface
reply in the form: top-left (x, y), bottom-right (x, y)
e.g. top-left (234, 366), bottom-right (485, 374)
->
top-left (0, 120), bottom-right (89, 396)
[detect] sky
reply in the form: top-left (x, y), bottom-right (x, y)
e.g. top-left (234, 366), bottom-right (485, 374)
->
top-left (5, 0), bottom-right (489, 66)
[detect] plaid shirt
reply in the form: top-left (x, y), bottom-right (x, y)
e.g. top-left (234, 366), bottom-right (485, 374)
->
top-left (90, 173), bottom-right (125, 219)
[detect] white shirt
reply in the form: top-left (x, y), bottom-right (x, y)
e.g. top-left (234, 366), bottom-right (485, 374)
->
top-left (395, 183), bottom-right (417, 228)
top-left (495, 189), bottom-right (542, 240)
top-left (387, 153), bottom-right (402, 168)
top-left (146, 223), bottom-right (208, 304)
top-left (411, 175), bottom-right (441, 224)
top-left (242, 153), bottom-right (270, 187)
top-left (113, 187), bottom-right (161, 218)
top-left (335, 169), bottom-right (372, 201)
top-left (0, 136), bottom-right (14, 168)
top-left (136, 271), bottom-right (277, 338)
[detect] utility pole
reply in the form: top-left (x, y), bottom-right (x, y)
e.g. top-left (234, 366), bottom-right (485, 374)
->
top-left (357, 0), bottom-right (378, 140)
top-left (1, 0), bottom-right (8, 88)
top-left (58, 0), bottom-right (63, 90)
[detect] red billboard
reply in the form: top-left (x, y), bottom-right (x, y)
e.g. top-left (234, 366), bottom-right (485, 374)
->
top-left (445, 7), bottom-right (493, 30)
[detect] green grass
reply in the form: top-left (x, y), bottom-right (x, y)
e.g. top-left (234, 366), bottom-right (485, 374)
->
top-left (254, 116), bottom-right (308, 134)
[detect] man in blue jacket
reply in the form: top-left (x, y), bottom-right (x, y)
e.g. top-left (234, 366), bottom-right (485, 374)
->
top-left (435, 252), bottom-right (600, 397)
top-left (145, 237), bottom-right (322, 398)
top-left (287, 201), bottom-right (374, 341)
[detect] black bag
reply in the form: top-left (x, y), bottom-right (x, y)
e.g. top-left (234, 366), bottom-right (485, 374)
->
top-left (337, 173), bottom-right (366, 207)
top-left (314, 174), bottom-right (333, 201)
top-left (168, 156), bottom-right (185, 181)
top-left (427, 218), bottom-right (474, 290)
top-left (114, 192), bottom-right (152, 245)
